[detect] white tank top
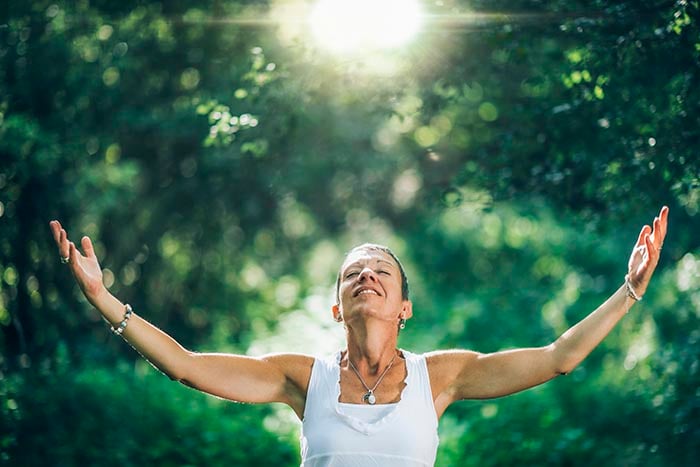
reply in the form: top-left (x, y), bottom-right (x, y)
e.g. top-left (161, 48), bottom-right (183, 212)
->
top-left (300, 350), bottom-right (439, 466)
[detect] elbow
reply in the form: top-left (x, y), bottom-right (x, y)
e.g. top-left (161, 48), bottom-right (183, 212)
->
top-left (554, 359), bottom-right (579, 376)
top-left (177, 377), bottom-right (197, 388)
top-left (547, 343), bottom-right (582, 377)
top-left (162, 368), bottom-right (189, 385)
top-left (164, 350), bottom-right (196, 384)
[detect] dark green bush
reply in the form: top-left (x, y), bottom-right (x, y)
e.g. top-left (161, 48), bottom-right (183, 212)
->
top-left (1, 363), bottom-right (298, 466)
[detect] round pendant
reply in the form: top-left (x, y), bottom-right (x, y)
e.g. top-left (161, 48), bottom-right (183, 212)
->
top-left (364, 391), bottom-right (376, 405)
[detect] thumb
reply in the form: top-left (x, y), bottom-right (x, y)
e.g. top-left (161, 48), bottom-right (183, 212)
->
top-left (81, 236), bottom-right (96, 258)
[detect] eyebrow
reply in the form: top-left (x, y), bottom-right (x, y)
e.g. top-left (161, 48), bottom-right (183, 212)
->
top-left (343, 258), bottom-right (395, 271)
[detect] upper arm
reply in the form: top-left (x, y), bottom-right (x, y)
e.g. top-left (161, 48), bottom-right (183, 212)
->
top-left (178, 352), bottom-right (314, 417)
top-left (428, 346), bottom-right (562, 414)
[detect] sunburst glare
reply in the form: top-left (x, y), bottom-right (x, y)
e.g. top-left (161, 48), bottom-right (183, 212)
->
top-left (309, 0), bottom-right (423, 53)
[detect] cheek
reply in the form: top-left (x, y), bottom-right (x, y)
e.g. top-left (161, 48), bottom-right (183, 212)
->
top-left (339, 281), bottom-right (353, 300)
top-left (384, 276), bottom-right (402, 293)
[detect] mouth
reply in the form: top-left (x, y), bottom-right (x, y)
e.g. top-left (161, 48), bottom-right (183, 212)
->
top-left (354, 287), bottom-right (381, 297)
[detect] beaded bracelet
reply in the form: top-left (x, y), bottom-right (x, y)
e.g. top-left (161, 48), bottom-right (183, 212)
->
top-left (110, 304), bottom-right (133, 335)
top-left (624, 275), bottom-right (642, 301)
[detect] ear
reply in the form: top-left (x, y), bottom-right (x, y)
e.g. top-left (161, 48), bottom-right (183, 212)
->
top-left (400, 300), bottom-right (413, 320)
top-left (332, 304), bottom-right (342, 322)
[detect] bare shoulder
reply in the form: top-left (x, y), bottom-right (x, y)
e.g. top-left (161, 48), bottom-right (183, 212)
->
top-left (425, 349), bottom-right (481, 415)
top-left (425, 349), bottom-right (481, 386)
top-left (262, 353), bottom-right (315, 393)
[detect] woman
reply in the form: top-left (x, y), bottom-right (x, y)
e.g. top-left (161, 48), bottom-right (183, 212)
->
top-left (49, 206), bottom-right (668, 466)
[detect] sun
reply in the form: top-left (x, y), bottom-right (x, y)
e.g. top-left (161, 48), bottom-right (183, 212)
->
top-left (309, 0), bottom-right (424, 53)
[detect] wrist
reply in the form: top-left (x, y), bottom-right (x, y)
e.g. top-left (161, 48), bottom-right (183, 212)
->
top-left (624, 274), bottom-right (643, 301)
top-left (87, 285), bottom-right (112, 309)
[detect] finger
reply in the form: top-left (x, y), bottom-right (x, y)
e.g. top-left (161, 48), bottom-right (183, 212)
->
top-left (650, 206), bottom-right (670, 248)
top-left (635, 225), bottom-right (651, 248)
top-left (658, 206), bottom-right (669, 242)
top-left (650, 216), bottom-right (660, 246)
top-left (49, 220), bottom-right (62, 244)
top-left (81, 236), bottom-right (96, 258)
top-left (68, 242), bottom-right (78, 265)
top-left (59, 229), bottom-right (70, 257)
top-left (644, 232), bottom-right (657, 262)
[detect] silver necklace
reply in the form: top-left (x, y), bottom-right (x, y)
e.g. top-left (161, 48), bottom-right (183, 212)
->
top-left (347, 351), bottom-right (398, 405)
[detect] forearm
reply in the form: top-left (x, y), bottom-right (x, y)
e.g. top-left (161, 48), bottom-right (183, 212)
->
top-left (551, 282), bottom-right (634, 374)
top-left (91, 289), bottom-right (192, 381)
top-left (89, 290), bottom-right (311, 412)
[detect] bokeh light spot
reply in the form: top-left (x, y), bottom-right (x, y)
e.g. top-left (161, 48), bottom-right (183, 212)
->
top-left (102, 67), bottom-right (120, 86)
top-left (414, 126), bottom-right (440, 147)
top-left (478, 102), bottom-right (499, 122)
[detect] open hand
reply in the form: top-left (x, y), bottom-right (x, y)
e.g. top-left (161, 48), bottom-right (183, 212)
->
top-left (49, 220), bottom-right (106, 303)
top-left (627, 206), bottom-right (669, 297)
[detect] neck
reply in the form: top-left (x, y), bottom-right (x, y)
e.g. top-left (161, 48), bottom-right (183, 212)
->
top-left (344, 319), bottom-right (398, 374)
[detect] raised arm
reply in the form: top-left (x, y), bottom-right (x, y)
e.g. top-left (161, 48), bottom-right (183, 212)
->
top-left (428, 207), bottom-right (669, 417)
top-left (49, 220), bottom-right (313, 418)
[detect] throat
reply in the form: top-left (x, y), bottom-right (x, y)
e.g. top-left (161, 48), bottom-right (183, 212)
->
top-left (344, 323), bottom-right (400, 368)
top-left (338, 348), bottom-right (407, 405)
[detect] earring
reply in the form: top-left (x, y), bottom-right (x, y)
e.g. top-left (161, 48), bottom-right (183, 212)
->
top-left (399, 318), bottom-right (406, 330)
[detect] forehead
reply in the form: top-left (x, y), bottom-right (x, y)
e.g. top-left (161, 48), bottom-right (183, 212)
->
top-left (341, 248), bottom-right (398, 271)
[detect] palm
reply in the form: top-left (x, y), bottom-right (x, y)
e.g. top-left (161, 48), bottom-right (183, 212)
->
top-left (49, 220), bottom-right (106, 302)
top-left (72, 251), bottom-right (104, 297)
top-left (626, 206), bottom-right (669, 296)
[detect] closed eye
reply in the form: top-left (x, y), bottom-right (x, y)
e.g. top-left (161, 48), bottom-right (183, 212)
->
top-left (345, 272), bottom-right (359, 279)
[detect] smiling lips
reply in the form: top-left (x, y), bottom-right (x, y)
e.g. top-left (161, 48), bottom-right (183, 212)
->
top-left (354, 287), bottom-right (381, 297)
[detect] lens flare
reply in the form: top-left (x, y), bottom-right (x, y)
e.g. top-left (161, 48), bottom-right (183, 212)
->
top-left (309, 0), bottom-right (423, 53)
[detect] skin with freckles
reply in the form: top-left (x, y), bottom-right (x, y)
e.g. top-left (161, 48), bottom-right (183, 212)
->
top-left (48, 206), bottom-right (669, 420)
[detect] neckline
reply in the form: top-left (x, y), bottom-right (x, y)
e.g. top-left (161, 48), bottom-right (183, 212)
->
top-left (332, 349), bottom-right (411, 434)
top-left (336, 349), bottom-right (408, 405)
top-left (344, 349), bottom-right (402, 405)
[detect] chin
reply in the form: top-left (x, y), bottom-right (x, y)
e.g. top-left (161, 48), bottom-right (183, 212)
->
top-left (348, 308), bottom-right (390, 322)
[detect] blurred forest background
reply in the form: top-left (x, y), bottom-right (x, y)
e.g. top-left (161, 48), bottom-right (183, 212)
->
top-left (1, 0), bottom-right (699, 465)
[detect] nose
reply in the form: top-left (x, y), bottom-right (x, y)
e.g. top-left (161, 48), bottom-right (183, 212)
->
top-left (358, 267), bottom-right (378, 282)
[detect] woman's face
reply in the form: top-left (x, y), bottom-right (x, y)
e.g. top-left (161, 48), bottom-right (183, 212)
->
top-left (335, 247), bottom-right (411, 326)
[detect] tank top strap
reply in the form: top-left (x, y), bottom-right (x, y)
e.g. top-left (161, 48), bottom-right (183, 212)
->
top-left (304, 352), bottom-right (340, 418)
top-left (400, 350), bottom-right (436, 410)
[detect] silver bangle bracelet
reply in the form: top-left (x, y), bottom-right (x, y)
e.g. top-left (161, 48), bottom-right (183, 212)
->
top-left (624, 275), bottom-right (642, 301)
top-left (110, 304), bottom-right (133, 335)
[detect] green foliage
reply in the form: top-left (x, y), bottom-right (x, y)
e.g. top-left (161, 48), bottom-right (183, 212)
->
top-left (0, 363), bottom-right (298, 466)
top-left (431, 258), bottom-right (700, 466)
top-left (1, 0), bottom-right (698, 465)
